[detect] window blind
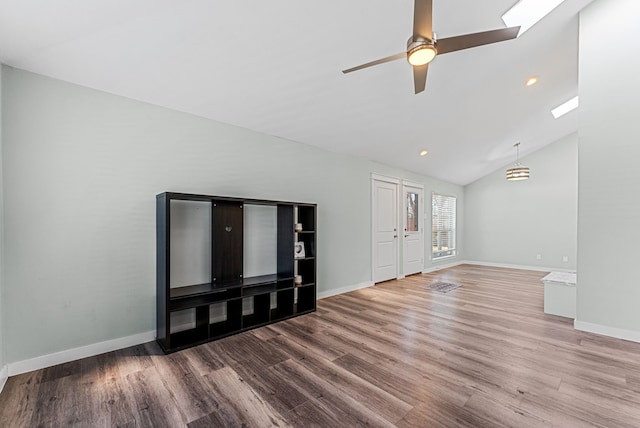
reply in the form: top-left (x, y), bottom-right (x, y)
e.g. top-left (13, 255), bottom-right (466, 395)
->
top-left (432, 193), bottom-right (457, 259)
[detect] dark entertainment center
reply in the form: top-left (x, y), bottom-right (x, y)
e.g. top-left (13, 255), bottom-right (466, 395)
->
top-left (156, 192), bottom-right (317, 353)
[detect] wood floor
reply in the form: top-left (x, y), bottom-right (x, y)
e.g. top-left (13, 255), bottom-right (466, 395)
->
top-left (2, 264), bottom-right (640, 427)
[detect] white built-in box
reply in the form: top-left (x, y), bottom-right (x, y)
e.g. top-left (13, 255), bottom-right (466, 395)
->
top-left (542, 271), bottom-right (576, 319)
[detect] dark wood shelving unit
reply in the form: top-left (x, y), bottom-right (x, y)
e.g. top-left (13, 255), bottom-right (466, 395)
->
top-left (157, 192), bottom-right (317, 353)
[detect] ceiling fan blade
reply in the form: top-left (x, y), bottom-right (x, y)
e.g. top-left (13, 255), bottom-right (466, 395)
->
top-left (342, 52), bottom-right (406, 74)
top-left (413, 0), bottom-right (433, 39)
top-left (413, 64), bottom-right (429, 94)
top-left (437, 26), bottom-right (520, 55)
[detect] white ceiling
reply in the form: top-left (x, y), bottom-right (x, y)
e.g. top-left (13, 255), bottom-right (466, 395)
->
top-left (0, 0), bottom-right (593, 185)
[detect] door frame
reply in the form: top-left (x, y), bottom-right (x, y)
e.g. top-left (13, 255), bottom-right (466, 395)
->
top-left (371, 173), bottom-right (401, 283)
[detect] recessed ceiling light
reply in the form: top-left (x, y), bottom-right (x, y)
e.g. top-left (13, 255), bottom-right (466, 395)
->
top-left (526, 77), bottom-right (538, 86)
top-left (502, 0), bottom-right (566, 36)
top-left (551, 96), bottom-right (579, 119)
top-left (419, 149), bottom-right (428, 157)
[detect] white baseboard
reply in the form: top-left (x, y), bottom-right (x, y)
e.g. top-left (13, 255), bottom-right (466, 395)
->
top-left (574, 320), bottom-right (640, 344)
top-left (318, 281), bottom-right (375, 300)
top-left (1, 260), bottom-right (582, 380)
top-left (422, 259), bottom-right (574, 274)
top-left (423, 260), bottom-right (464, 273)
top-left (8, 330), bottom-right (156, 376)
top-left (0, 365), bottom-right (8, 394)
top-left (462, 260), bottom-right (575, 273)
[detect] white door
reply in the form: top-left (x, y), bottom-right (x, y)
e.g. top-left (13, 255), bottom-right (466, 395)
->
top-left (402, 182), bottom-right (424, 276)
top-left (372, 177), bottom-right (399, 283)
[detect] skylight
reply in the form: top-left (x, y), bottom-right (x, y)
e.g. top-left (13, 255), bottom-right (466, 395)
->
top-left (502, 0), bottom-right (566, 36)
top-left (552, 96), bottom-right (579, 119)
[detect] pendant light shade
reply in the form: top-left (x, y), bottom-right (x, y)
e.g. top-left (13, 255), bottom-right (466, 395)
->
top-left (506, 143), bottom-right (530, 181)
top-left (506, 166), bottom-right (530, 180)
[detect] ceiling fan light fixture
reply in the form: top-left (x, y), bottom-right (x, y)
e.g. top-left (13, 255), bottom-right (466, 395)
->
top-left (342, 0), bottom-right (520, 93)
top-left (407, 43), bottom-right (437, 66)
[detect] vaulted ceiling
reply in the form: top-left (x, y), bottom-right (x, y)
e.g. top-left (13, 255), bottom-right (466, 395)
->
top-left (0, 0), bottom-right (593, 185)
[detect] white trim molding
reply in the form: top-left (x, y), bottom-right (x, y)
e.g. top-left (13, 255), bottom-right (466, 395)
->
top-left (8, 330), bottom-right (155, 376)
top-left (423, 260), bottom-right (464, 273)
top-left (463, 260), bottom-right (574, 273)
top-left (423, 260), bottom-right (576, 274)
top-left (574, 320), bottom-right (640, 344)
top-left (318, 281), bottom-right (374, 300)
top-left (370, 173), bottom-right (400, 184)
top-left (0, 365), bottom-right (8, 394)
top-left (400, 179), bottom-right (424, 189)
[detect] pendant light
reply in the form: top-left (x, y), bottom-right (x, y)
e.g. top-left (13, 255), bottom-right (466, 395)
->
top-left (506, 142), bottom-right (530, 181)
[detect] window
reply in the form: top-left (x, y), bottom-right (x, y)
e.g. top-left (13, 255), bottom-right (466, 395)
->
top-left (432, 193), bottom-right (456, 259)
top-left (406, 192), bottom-right (419, 232)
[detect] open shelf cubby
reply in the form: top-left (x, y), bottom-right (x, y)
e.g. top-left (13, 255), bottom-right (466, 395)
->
top-left (297, 284), bottom-right (316, 313)
top-left (297, 204), bottom-right (316, 232)
top-left (157, 192), bottom-right (316, 353)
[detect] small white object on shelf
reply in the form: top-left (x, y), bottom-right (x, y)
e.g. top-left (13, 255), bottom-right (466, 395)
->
top-left (294, 241), bottom-right (305, 259)
top-left (295, 275), bottom-right (302, 285)
top-left (295, 223), bottom-right (303, 232)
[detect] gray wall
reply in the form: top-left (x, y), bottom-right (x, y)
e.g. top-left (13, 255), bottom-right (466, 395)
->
top-left (464, 133), bottom-right (578, 270)
top-left (1, 66), bottom-right (463, 363)
top-left (577, 0), bottom-right (640, 332)
top-left (0, 64), bottom-right (4, 373)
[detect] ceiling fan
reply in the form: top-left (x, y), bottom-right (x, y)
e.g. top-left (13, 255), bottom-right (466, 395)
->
top-left (342, 0), bottom-right (521, 94)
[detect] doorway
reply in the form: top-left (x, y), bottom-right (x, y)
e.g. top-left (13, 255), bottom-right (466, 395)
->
top-left (371, 175), bottom-right (426, 283)
top-left (372, 175), bottom-right (399, 283)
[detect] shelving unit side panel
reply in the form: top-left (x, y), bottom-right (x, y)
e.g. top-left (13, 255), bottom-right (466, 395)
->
top-left (156, 194), bottom-right (169, 347)
top-left (300, 205), bottom-right (317, 310)
top-left (310, 205), bottom-right (317, 294)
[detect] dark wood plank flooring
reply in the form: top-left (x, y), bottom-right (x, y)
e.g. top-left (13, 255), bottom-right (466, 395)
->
top-left (2, 265), bottom-right (640, 427)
